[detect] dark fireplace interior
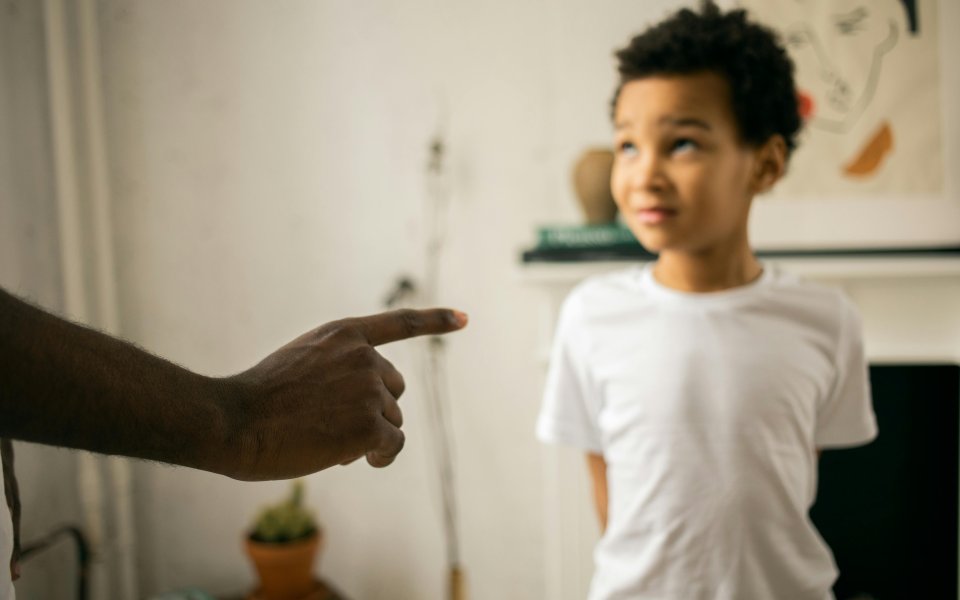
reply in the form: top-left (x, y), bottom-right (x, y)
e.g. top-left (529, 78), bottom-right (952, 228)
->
top-left (811, 364), bottom-right (960, 600)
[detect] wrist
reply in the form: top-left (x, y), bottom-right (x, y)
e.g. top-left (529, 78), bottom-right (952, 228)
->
top-left (205, 373), bottom-right (260, 481)
top-left (195, 374), bottom-right (247, 479)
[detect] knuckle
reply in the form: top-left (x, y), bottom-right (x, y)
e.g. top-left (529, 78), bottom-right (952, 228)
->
top-left (323, 319), bottom-right (360, 343)
top-left (348, 373), bottom-right (382, 405)
top-left (385, 398), bottom-right (403, 421)
top-left (351, 345), bottom-right (379, 367)
top-left (359, 406), bottom-right (380, 431)
top-left (367, 452), bottom-right (393, 468)
top-left (397, 309), bottom-right (426, 335)
top-left (370, 430), bottom-right (403, 465)
top-left (317, 318), bottom-right (345, 336)
top-left (364, 372), bottom-right (385, 395)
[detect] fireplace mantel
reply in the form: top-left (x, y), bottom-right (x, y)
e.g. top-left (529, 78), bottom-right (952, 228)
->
top-left (519, 253), bottom-right (960, 285)
top-left (520, 253), bottom-right (960, 365)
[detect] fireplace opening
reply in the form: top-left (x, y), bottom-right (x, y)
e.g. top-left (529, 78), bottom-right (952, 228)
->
top-left (811, 364), bottom-right (960, 599)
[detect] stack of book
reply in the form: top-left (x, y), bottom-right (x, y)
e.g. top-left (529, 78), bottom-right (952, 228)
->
top-left (523, 225), bottom-right (960, 263)
top-left (522, 222), bottom-right (657, 262)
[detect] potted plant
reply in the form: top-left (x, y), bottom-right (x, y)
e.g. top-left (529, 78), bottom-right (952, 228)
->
top-left (245, 480), bottom-right (321, 600)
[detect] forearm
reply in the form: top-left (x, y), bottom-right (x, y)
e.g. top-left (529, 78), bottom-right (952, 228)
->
top-left (586, 452), bottom-right (609, 532)
top-left (0, 289), bottom-right (234, 476)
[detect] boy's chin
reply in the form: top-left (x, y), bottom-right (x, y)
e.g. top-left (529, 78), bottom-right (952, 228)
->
top-left (631, 231), bottom-right (668, 254)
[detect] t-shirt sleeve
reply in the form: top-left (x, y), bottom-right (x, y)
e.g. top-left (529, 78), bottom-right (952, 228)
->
top-left (815, 296), bottom-right (878, 448)
top-left (535, 293), bottom-right (603, 453)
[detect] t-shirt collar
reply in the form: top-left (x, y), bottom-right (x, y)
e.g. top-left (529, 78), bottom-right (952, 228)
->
top-left (636, 261), bottom-right (774, 307)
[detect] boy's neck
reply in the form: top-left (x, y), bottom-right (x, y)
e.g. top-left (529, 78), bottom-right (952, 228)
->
top-left (653, 238), bottom-right (762, 293)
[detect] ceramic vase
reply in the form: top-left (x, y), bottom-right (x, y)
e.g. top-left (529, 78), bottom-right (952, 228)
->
top-left (571, 148), bottom-right (618, 224)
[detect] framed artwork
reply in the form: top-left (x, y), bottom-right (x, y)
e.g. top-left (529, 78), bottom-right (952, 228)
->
top-left (738, 0), bottom-right (960, 251)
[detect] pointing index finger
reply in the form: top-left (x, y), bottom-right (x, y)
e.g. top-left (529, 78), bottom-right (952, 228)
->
top-left (355, 308), bottom-right (468, 346)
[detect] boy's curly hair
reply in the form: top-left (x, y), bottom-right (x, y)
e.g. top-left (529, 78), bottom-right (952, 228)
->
top-left (612, 0), bottom-right (802, 156)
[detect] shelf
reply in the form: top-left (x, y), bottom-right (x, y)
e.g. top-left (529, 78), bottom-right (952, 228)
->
top-left (518, 253), bottom-right (960, 285)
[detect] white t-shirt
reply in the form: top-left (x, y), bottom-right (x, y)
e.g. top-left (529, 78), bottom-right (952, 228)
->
top-left (537, 263), bottom-right (877, 600)
top-left (0, 472), bottom-right (13, 599)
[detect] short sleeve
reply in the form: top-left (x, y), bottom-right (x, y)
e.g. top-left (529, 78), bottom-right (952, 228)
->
top-left (815, 296), bottom-right (878, 448)
top-left (536, 293), bottom-right (604, 453)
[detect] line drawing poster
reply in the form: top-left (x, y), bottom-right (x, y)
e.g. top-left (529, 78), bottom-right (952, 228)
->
top-left (741, 0), bottom-right (944, 198)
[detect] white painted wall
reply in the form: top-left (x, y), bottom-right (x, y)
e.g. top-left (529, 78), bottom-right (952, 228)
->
top-left (1, 2), bottom-right (85, 599)
top-left (93, 1), bottom-right (685, 597)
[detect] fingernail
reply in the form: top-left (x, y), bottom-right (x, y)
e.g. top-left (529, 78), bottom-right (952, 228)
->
top-left (452, 310), bottom-right (469, 327)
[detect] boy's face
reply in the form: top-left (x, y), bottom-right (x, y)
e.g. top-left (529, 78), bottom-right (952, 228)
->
top-left (611, 73), bottom-right (761, 255)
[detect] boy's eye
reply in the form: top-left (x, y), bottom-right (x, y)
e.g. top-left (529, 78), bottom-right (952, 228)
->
top-left (617, 141), bottom-right (638, 156)
top-left (670, 138), bottom-right (698, 154)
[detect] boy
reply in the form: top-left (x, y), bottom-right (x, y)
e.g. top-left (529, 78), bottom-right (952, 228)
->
top-left (536, 2), bottom-right (878, 599)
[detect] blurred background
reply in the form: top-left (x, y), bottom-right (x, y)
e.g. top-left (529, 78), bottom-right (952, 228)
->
top-left (3, 1), bottom-right (959, 599)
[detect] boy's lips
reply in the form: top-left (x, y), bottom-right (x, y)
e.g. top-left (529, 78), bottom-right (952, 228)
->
top-left (636, 207), bottom-right (678, 224)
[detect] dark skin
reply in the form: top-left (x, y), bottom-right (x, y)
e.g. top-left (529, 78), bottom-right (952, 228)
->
top-left (0, 288), bottom-right (467, 577)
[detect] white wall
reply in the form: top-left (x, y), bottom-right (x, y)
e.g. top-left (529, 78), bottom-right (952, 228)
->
top-left (1, 2), bottom-right (86, 599)
top-left (94, 1), bottom-right (685, 598)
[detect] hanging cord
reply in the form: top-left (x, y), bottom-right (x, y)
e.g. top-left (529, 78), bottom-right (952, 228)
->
top-left (422, 134), bottom-right (462, 574)
top-left (382, 133), bottom-right (464, 598)
top-left (20, 525), bottom-right (90, 600)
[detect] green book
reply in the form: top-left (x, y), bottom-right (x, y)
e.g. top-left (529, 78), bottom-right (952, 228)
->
top-left (536, 223), bottom-right (639, 248)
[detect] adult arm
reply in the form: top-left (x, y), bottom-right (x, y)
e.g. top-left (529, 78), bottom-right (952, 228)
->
top-left (586, 451), bottom-right (608, 532)
top-left (0, 287), bottom-right (466, 480)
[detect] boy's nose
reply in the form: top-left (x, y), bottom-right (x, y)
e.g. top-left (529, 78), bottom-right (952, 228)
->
top-left (627, 153), bottom-right (667, 194)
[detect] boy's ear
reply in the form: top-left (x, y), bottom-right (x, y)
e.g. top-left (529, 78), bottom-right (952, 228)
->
top-left (752, 135), bottom-right (787, 195)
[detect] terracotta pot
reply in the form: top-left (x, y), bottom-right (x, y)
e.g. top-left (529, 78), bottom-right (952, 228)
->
top-left (571, 148), bottom-right (618, 224)
top-left (245, 532), bottom-right (321, 600)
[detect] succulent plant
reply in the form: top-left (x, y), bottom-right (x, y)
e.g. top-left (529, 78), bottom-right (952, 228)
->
top-left (249, 480), bottom-right (318, 544)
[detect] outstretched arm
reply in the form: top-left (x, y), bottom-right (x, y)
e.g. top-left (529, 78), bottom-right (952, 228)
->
top-left (0, 287), bottom-right (467, 481)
